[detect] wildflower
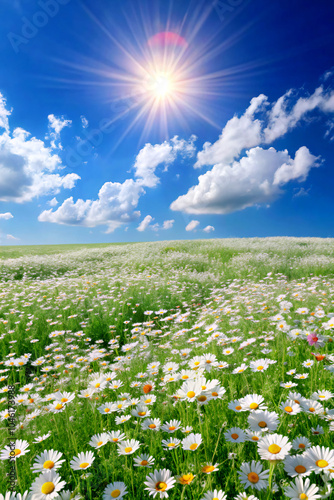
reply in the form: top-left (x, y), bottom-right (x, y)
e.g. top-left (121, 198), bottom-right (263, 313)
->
top-left (200, 490), bottom-right (227, 500)
top-left (182, 433), bottom-right (202, 451)
top-left (88, 433), bottom-right (109, 449)
top-left (237, 461), bottom-right (270, 490)
top-left (304, 446), bottom-right (334, 474)
top-left (144, 468), bottom-right (176, 498)
top-left (134, 454), bottom-right (155, 468)
top-left (30, 470), bottom-right (66, 499)
top-left (108, 431), bottom-right (126, 443)
top-left (257, 434), bottom-right (292, 461)
top-left (224, 427), bottom-right (247, 443)
top-left (102, 482), bottom-right (127, 499)
top-left (161, 420), bottom-right (182, 433)
top-left (283, 455), bottom-right (311, 478)
top-left (0, 440), bottom-right (30, 461)
top-left (70, 451), bottom-right (95, 470)
top-left (291, 437), bottom-right (311, 451)
top-left (141, 418), bottom-right (161, 431)
top-left (131, 404), bottom-right (151, 418)
top-left (201, 463), bottom-right (219, 474)
top-left (117, 439), bottom-right (141, 456)
top-left (248, 410), bottom-right (279, 432)
top-left (31, 450), bottom-right (65, 473)
top-left (240, 394), bottom-right (267, 412)
top-left (162, 438), bottom-right (181, 450)
top-left (284, 476), bottom-right (320, 500)
top-left (279, 400), bottom-right (301, 415)
top-left (176, 473), bottom-right (195, 485)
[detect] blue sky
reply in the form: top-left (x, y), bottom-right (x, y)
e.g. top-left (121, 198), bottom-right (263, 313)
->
top-left (0, 0), bottom-right (334, 244)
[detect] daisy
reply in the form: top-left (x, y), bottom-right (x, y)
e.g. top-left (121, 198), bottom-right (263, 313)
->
top-left (53, 391), bottom-right (75, 404)
top-left (88, 432), bottom-right (109, 449)
top-left (284, 455), bottom-right (311, 478)
top-left (228, 400), bottom-right (245, 413)
top-left (176, 380), bottom-right (202, 402)
top-left (245, 430), bottom-right (263, 443)
top-left (108, 431), bottom-right (126, 443)
top-left (280, 382), bottom-right (298, 389)
top-left (257, 434), bottom-right (292, 461)
top-left (134, 454), bottom-right (155, 468)
top-left (248, 410), bottom-right (279, 432)
top-left (200, 490), bottom-right (227, 500)
top-left (29, 470), bottom-right (66, 499)
top-left (311, 425), bottom-right (324, 435)
top-left (301, 400), bottom-right (324, 415)
top-left (0, 440), bottom-right (30, 461)
top-left (31, 450), bottom-right (65, 473)
top-left (304, 446), bottom-right (334, 474)
top-left (161, 420), bottom-right (182, 433)
top-left (279, 400), bottom-right (301, 415)
top-left (141, 418), bottom-right (161, 431)
top-left (232, 363), bottom-right (248, 374)
top-left (182, 433), bottom-right (202, 451)
top-left (240, 394), bottom-right (267, 412)
top-left (284, 477), bottom-right (320, 500)
top-left (162, 438), bottom-right (181, 450)
top-left (102, 482), bottom-right (127, 499)
top-left (249, 359), bottom-right (269, 372)
top-left (115, 415), bottom-right (131, 425)
top-left (117, 439), bottom-right (141, 456)
top-left (224, 427), bottom-right (247, 443)
top-left (234, 494), bottom-right (259, 500)
top-left (311, 390), bottom-right (333, 401)
top-left (144, 468), bottom-right (176, 498)
top-left (33, 433), bottom-right (51, 444)
top-left (140, 394), bottom-right (157, 405)
top-left (201, 463), bottom-right (219, 474)
top-left (237, 460), bottom-right (269, 491)
top-left (291, 437), bottom-right (311, 451)
top-left (131, 404), bottom-right (151, 418)
top-left (70, 451), bottom-right (95, 470)
top-left (208, 385), bottom-right (226, 400)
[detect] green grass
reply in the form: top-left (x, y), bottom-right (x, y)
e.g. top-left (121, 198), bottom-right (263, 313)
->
top-left (0, 238), bottom-right (333, 499)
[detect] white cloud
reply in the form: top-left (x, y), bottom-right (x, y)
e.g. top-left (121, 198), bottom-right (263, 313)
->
top-left (81, 115), bottom-right (89, 128)
top-left (171, 146), bottom-right (317, 214)
top-left (134, 135), bottom-right (196, 187)
top-left (39, 179), bottom-right (143, 233)
top-left (162, 219), bottom-right (174, 230)
top-left (0, 212), bottom-right (13, 220)
top-left (203, 225), bottom-right (215, 233)
top-left (0, 98), bottom-right (79, 204)
top-left (137, 215), bottom-right (154, 232)
top-left (0, 93), bottom-right (11, 132)
top-left (185, 220), bottom-right (200, 231)
top-left (293, 187), bottom-right (310, 198)
top-left (47, 197), bottom-right (58, 207)
top-left (6, 234), bottom-right (19, 241)
top-left (194, 95), bottom-right (267, 168)
top-left (47, 114), bottom-right (72, 150)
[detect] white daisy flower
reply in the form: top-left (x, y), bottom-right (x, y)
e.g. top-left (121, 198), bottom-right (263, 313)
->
top-left (200, 490), bottom-right (227, 500)
top-left (70, 451), bottom-right (95, 470)
top-left (240, 394), bottom-right (267, 412)
top-left (0, 439), bottom-right (30, 461)
top-left (134, 454), bottom-right (155, 468)
top-left (31, 449), bottom-right (65, 473)
top-left (284, 476), bottom-right (320, 500)
top-left (182, 433), bottom-right (202, 451)
top-left (88, 432), bottom-right (109, 449)
top-left (224, 427), bottom-right (247, 443)
top-left (283, 455), bottom-right (311, 478)
top-left (257, 433), bottom-right (292, 461)
top-left (162, 438), bottom-right (181, 450)
top-left (237, 460), bottom-right (269, 490)
top-left (108, 431), bottom-right (126, 443)
top-left (144, 468), bottom-right (176, 498)
top-left (102, 481), bottom-right (127, 499)
top-left (279, 400), bottom-right (302, 415)
top-left (29, 470), bottom-right (66, 499)
top-left (117, 439), bottom-right (141, 456)
top-left (248, 410), bottom-right (279, 432)
top-left (291, 437), bottom-right (311, 451)
top-left (304, 446), bottom-right (334, 474)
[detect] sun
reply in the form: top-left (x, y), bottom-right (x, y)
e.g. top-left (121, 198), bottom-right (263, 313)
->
top-left (147, 72), bottom-right (175, 100)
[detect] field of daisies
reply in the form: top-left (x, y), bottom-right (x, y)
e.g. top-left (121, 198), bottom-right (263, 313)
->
top-left (0, 237), bottom-right (334, 500)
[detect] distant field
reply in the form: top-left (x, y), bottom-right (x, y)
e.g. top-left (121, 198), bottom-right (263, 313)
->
top-left (0, 238), bottom-right (333, 499)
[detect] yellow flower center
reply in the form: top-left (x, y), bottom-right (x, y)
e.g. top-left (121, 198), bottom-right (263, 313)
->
top-left (61, 398), bottom-right (68, 402)
top-left (309, 407), bottom-right (315, 412)
top-left (316, 459), bottom-right (328, 468)
top-left (156, 482), bottom-right (167, 491)
top-left (111, 489), bottom-right (121, 498)
top-left (202, 465), bottom-right (215, 473)
top-left (248, 472), bottom-right (259, 483)
top-left (319, 395), bottom-right (325, 398)
top-left (169, 426), bottom-right (176, 431)
top-left (187, 391), bottom-right (195, 398)
top-left (235, 405), bottom-right (242, 411)
top-left (104, 408), bottom-right (110, 413)
top-left (148, 424), bottom-right (156, 429)
top-left (80, 462), bottom-right (89, 468)
top-left (138, 412), bottom-right (146, 416)
top-left (194, 361), bottom-right (200, 366)
top-left (268, 444), bottom-right (281, 454)
top-left (258, 421), bottom-right (267, 428)
top-left (299, 495), bottom-right (308, 500)
top-left (41, 482), bottom-right (55, 494)
top-left (14, 449), bottom-right (21, 456)
top-left (231, 433), bottom-right (239, 440)
top-left (112, 438), bottom-right (118, 442)
top-left (55, 403), bottom-right (63, 410)
top-left (249, 403), bottom-right (258, 409)
top-left (257, 366), bottom-right (264, 370)
top-left (197, 396), bottom-right (207, 402)
top-left (124, 447), bottom-right (132, 453)
top-left (252, 436), bottom-right (259, 441)
top-left (189, 443), bottom-right (198, 450)
top-left (43, 460), bottom-right (55, 469)
top-left (141, 460), bottom-right (148, 466)
top-left (285, 406), bottom-right (293, 413)
top-left (97, 441), bottom-right (103, 446)
top-left (295, 465), bottom-right (306, 473)
top-left (167, 443), bottom-right (176, 447)
top-left (298, 443), bottom-right (305, 449)
top-left (95, 383), bottom-right (100, 388)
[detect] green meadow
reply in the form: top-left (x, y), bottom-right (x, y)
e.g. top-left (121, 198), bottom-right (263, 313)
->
top-left (0, 238), bottom-right (333, 500)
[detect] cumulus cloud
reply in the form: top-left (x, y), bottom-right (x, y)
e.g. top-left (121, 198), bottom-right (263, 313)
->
top-left (137, 215), bottom-right (154, 232)
top-left (203, 225), bottom-right (215, 233)
top-left (6, 234), bottom-right (19, 240)
top-left (0, 94), bottom-right (11, 132)
top-left (0, 212), bottom-right (13, 220)
top-left (39, 179), bottom-right (143, 233)
top-left (47, 197), bottom-right (58, 207)
top-left (171, 146), bottom-right (318, 214)
top-left (47, 114), bottom-right (72, 149)
top-left (185, 220), bottom-right (200, 231)
top-left (134, 135), bottom-right (196, 187)
top-left (162, 219), bottom-right (174, 230)
top-left (171, 77), bottom-right (334, 215)
top-left (81, 115), bottom-right (89, 128)
top-left (0, 96), bottom-right (80, 204)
